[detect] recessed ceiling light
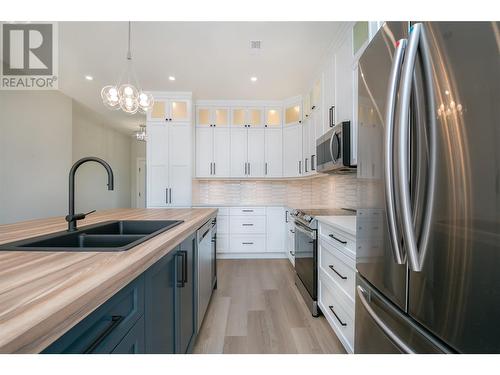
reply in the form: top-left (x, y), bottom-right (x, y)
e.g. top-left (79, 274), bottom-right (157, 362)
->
top-left (85, 75), bottom-right (93, 81)
top-left (250, 76), bottom-right (258, 82)
top-left (168, 76), bottom-right (176, 81)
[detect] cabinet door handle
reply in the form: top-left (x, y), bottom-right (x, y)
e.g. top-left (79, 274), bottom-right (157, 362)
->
top-left (165, 188), bottom-right (169, 204)
top-left (311, 155), bottom-right (316, 171)
top-left (244, 162), bottom-right (247, 175)
top-left (328, 234), bottom-right (347, 244)
top-left (242, 209), bottom-right (254, 212)
top-left (213, 162), bottom-right (216, 175)
top-left (242, 223), bottom-right (254, 226)
top-left (328, 306), bottom-right (347, 326)
top-left (285, 210), bottom-right (289, 223)
top-left (290, 229), bottom-right (295, 234)
top-left (328, 265), bottom-right (347, 280)
top-left (299, 160), bottom-right (302, 174)
top-left (176, 251), bottom-right (187, 287)
top-left (265, 162), bottom-right (268, 175)
top-left (84, 315), bottom-right (124, 353)
top-left (305, 158), bottom-right (308, 173)
top-left (311, 105), bottom-right (316, 110)
top-left (289, 250), bottom-right (295, 256)
top-left (248, 162), bottom-right (251, 175)
top-left (169, 188), bottom-right (172, 204)
top-left (242, 242), bottom-right (254, 245)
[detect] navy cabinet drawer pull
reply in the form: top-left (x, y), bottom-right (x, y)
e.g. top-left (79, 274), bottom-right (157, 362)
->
top-left (84, 315), bottom-right (124, 353)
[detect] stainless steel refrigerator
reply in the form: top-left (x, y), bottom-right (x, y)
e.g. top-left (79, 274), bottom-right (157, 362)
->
top-left (355, 21), bottom-right (500, 353)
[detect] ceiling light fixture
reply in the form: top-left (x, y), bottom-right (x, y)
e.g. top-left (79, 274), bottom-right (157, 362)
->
top-left (168, 76), bottom-right (176, 81)
top-left (101, 22), bottom-right (154, 115)
top-left (250, 76), bottom-right (258, 82)
top-left (85, 75), bottom-right (93, 81)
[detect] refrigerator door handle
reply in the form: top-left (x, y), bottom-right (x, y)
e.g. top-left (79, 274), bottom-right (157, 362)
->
top-left (396, 22), bottom-right (423, 272)
top-left (357, 286), bottom-right (415, 354)
top-left (384, 38), bottom-right (407, 265)
top-left (397, 23), bottom-right (436, 272)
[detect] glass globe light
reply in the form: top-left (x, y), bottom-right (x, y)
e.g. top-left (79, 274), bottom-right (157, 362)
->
top-left (118, 84), bottom-right (138, 100)
top-left (101, 85), bottom-right (120, 109)
top-left (119, 95), bottom-right (139, 114)
top-left (138, 91), bottom-right (154, 112)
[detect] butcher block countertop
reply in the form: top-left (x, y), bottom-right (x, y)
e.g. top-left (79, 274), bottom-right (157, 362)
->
top-left (0, 208), bottom-right (217, 354)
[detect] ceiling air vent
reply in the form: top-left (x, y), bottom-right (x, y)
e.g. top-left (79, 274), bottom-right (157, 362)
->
top-left (250, 40), bottom-right (262, 49)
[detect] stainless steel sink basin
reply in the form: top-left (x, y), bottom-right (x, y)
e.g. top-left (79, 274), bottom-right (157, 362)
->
top-left (0, 220), bottom-right (183, 252)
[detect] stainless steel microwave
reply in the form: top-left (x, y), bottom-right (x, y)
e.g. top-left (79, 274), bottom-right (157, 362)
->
top-left (316, 121), bottom-right (356, 173)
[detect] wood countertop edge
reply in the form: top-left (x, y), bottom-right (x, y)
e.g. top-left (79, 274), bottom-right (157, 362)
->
top-left (0, 208), bottom-right (217, 353)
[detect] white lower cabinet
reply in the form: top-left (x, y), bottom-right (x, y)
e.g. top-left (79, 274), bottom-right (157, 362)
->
top-left (318, 220), bottom-right (357, 353)
top-left (214, 206), bottom-right (286, 257)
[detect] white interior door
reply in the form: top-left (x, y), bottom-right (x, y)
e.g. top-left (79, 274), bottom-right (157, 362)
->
top-left (136, 158), bottom-right (146, 208)
top-left (247, 128), bottom-right (265, 177)
top-left (264, 128), bottom-right (283, 177)
top-left (196, 128), bottom-right (213, 177)
top-left (213, 128), bottom-right (231, 177)
top-left (230, 128), bottom-right (248, 177)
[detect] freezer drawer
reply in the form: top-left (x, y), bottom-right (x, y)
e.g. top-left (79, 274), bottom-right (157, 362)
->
top-left (355, 275), bottom-right (449, 354)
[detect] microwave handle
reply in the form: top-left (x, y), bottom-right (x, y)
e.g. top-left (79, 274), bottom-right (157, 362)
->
top-left (329, 132), bottom-right (336, 162)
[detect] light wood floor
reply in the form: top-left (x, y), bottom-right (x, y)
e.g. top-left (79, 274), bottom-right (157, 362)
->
top-left (193, 259), bottom-right (346, 354)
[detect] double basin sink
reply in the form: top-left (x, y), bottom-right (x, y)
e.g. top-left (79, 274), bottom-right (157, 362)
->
top-left (0, 220), bottom-right (183, 252)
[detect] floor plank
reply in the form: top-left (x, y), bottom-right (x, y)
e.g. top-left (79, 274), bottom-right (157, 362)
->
top-left (193, 259), bottom-right (346, 354)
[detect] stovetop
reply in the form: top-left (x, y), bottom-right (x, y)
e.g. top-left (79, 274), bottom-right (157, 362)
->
top-left (290, 207), bottom-right (356, 228)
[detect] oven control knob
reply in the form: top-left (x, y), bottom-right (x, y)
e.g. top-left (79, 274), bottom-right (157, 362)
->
top-left (304, 215), bottom-right (312, 222)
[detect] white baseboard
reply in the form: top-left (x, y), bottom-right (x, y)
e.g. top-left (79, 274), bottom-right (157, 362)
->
top-left (217, 252), bottom-right (286, 259)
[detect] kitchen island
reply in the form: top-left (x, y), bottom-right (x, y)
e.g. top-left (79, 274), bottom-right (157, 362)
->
top-left (0, 208), bottom-right (217, 353)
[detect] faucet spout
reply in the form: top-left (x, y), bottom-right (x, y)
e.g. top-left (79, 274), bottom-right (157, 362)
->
top-left (67, 157), bottom-right (115, 232)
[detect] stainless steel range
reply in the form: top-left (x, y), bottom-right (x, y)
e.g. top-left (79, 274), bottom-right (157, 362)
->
top-left (290, 208), bottom-right (356, 317)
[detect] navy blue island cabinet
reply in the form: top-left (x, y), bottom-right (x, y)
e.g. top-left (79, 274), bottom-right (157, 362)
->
top-left (43, 233), bottom-right (197, 354)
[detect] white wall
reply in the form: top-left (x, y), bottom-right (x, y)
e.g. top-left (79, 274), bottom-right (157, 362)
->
top-left (0, 91), bottom-right (73, 224)
top-left (72, 102), bottom-right (132, 214)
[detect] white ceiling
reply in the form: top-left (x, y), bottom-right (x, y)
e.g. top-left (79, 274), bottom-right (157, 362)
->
top-left (58, 22), bottom-right (347, 133)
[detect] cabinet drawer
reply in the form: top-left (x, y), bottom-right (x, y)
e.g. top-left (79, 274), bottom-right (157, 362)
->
top-left (217, 215), bottom-right (229, 234)
top-left (229, 234), bottom-right (266, 253)
top-left (216, 234), bottom-right (230, 253)
top-left (319, 223), bottom-right (356, 259)
top-left (319, 271), bottom-right (354, 353)
top-left (111, 316), bottom-right (145, 354)
top-left (44, 275), bottom-right (145, 354)
top-left (230, 216), bottom-right (266, 234)
top-left (319, 240), bottom-right (356, 302)
top-left (230, 207), bottom-right (266, 216)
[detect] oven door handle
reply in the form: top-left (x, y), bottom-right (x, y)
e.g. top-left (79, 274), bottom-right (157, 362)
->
top-left (294, 222), bottom-right (316, 240)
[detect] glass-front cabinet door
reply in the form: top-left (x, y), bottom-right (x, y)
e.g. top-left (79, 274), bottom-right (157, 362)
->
top-left (231, 108), bottom-right (246, 127)
top-left (196, 107), bottom-right (212, 127)
top-left (170, 100), bottom-right (190, 122)
top-left (265, 107), bottom-right (282, 127)
top-left (247, 108), bottom-right (264, 127)
top-left (149, 100), bottom-right (168, 121)
top-left (214, 108), bottom-right (229, 127)
top-left (284, 102), bottom-right (302, 126)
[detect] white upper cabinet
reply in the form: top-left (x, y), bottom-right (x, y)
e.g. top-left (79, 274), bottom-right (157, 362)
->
top-left (231, 108), bottom-right (264, 128)
top-left (230, 128), bottom-right (248, 177)
top-left (283, 124), bottom-right (303, 177)
top-left (335, 30), bottom-right (354, 125)
top-left (196, 126), bottom-right (231, 177)
top-left (265, 128), bottom-right (283, 177)
top-left (247, 129), bottom-right (266, 177)
top-left (323, 54), bottom-right (336, 131)
top-left (148, 97), bottom-right (191, 122)
top-left (213, 128), bottom-right (231, 177)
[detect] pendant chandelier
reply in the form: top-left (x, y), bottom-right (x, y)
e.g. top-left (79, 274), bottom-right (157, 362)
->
top-left (134, 125), bottom-right (147, 142)
top-left (101, 22), bottom-right (154, 115)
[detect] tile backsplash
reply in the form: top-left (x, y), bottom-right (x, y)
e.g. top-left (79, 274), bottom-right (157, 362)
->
top-left (192, 173), bottom-right (363, 209)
